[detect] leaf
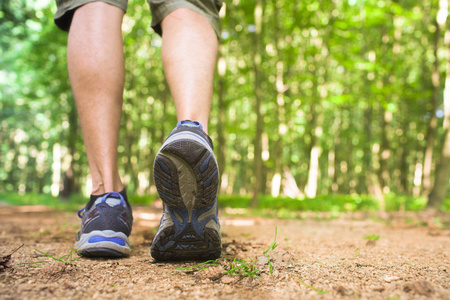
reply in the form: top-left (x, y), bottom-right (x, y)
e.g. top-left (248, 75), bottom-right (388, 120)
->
top-left (292, 275), bottom-right (329, 294)
top-left (0, 244), bottom-right (24, 272)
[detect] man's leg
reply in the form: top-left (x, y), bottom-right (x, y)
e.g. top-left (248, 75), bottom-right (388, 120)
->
top-left (150, 8), bottom-right (221, 260)
top-left (66, 2), bottom-right (133, 257)
top-left (161, 8), bottom-right (218, 134)
top-left (68, 2), bottom-right (124, 194)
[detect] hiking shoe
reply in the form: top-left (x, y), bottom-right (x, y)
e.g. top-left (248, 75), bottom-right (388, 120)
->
top-left (75, 191), bottom-right (133, 257)
top-left (151, 120), bottom-right (221, 261)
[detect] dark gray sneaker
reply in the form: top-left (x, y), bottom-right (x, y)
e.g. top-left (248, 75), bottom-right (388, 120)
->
top-left (151, 120), bottom-right (221, 261)
top-left (75, 191), bottom-right (133, 257)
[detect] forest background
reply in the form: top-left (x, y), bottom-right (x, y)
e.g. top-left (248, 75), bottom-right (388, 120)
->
top-left (1, 0), bottom-right (450, 213)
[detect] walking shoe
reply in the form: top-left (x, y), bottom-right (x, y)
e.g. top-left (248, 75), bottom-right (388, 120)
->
top-left (151, 120), bottom-right (221, 261)
top-left (75, 190), bottom-right (133, 257)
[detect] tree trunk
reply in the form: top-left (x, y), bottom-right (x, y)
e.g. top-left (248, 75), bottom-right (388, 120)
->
top-left (305, 101), bottom-right (322, 198)
top-left (270, 0), bottom-right (285, 198)
top-left (428, 1), bottom-right (450, 208)
top-left (251, 0), bottom-right (264, 207)
top-left (423, 19), bottom-right (443, 195)
top-left (61, 99), bottom-right (79, 199)
top-left (217, 49), bottom-right (227, 189)
top-left (305, 40), bottom-right (328, 197)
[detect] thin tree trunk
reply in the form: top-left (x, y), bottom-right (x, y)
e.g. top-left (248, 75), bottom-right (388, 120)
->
top-left (61, 100), bottom-right (79, 199)
top-left (271, 0), bottom-right (285, 197)
top-left (251, 0), bottom-right (264, 207)
top-left (423, 19), bottom-right (443, 195)
top-left (217, 49), bottom-right (227, 188)
top-left (428, 1), bottom-right (450, 208)
top-left (329, 114), bottom-right (340, 193)
top-left (305, 40), bottom-right (329, 197)
top-left (305, 101), bottom-right (322, 198)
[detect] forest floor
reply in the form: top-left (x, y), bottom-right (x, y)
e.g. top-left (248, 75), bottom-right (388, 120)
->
top-left (0, 202), bottom-right (449, 300)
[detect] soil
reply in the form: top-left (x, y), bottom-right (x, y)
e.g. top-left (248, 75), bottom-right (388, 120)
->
top-left (0, 203), bottom-right (449, 300)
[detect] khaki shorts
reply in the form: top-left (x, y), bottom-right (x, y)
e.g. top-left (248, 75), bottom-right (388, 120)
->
top-left (54, 0), bottom-right (223, 36)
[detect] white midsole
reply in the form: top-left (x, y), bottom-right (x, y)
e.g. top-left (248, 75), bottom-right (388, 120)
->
top-left (75, 230), bottom-right (131, 254)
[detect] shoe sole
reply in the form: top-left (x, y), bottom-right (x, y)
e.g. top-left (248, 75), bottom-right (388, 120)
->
top-left (151, 134), bottom-right (221, 261)
top-left (75, 230), bottom-right (131, 258)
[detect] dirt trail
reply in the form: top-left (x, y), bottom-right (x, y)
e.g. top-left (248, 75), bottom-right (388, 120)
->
top-left (0, 204), bottom-right (449, 299)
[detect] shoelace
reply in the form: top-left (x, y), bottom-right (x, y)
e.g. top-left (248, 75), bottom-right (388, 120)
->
top-left (77, 192), bottom-right (125, 218)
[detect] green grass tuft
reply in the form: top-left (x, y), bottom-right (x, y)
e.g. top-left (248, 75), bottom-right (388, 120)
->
top-left (17, 249), bottom-right (80, 267)
top-left (363, 234), bottom-right (380, 241)
top-left (292, 275), bottom-right (329, 294)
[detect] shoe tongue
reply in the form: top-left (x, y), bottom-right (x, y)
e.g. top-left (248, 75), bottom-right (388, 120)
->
top-left (104, 197), bottom-right (121, 207)
top-left (93, 196), bottom-right (122, 207)
top-left (177, 120), bottom-right (203, 130)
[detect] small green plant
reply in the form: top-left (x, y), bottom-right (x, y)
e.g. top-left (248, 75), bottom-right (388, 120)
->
top-left (176, 258), bottom-right (225, 272)
top-left (17, 249), bottom-right (80, 267)
top-left (292, 275), bottom-right (328, 294)
top-left (176, 257), bottom-right (260, 278)
top-left (222, 257), bottom-right (260, 278)
top-left (263, 227), bottom-right (278, 275)
top-left (281, 229), bottom-right (289, 242)
top-left (355, 248), bottom-right (361, 257)
top-left (176, 227), bottom-right (279, 278)
top-left (433, 217), bottom-right (443, 228)
top-left (363, 234), bottom-right (380, 241)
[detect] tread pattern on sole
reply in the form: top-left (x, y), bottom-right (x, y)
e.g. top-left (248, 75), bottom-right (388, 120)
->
top-left (151, 225), bottom-right (221, 261)
top-left (152, 139), bottom-right (221, 261)
top-left (153, 140), bottom-right (219, 210)
top-left (78, 248), bottom-right (128, 258)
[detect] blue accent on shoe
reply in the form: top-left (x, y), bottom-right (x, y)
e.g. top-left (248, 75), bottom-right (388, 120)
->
top-left (158, 191), bottom-right (175, 204)
top-left (88, 236), bottom-right (126, 246)
top-left (204, 191), bottom-right (215, 200)
top-left (78, 192), bottom-right (124, 219)
top-left (156, 160), bottom-right (171, 175)
top-left (101, 192), bottom-right (125, 205)
top-left (167, 203), bottom-right (217, 240)
top-left (154, 174), bottom-right (172, 189)
top-left (200, 154), bottom-right (212, 173)
top-left (203, 169), bottom-right (218, 188)
top-left (177, 120), bottom-right (204, 131)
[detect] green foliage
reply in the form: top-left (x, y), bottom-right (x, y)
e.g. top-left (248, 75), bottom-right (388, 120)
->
top-left (220, 194), bottom-right (377, 212)
top-left (0, 192), bottom-right (85, 211)
top-left (0, 192), bottom-right (156, 210)
top-left (363, 234), bottom-right (380, 241)
top-left (220, 194), bottom-right (450, 212)
top-left (177, 227), bottom-right (279, 278)
top-left (263, 227), bottom-right (278, 275)
top-left (18, 249), bottom-right (80, 267)
top-left (127, 194), bottom-right (158, 206)
top-left (176, 256), bottom-right (260, 278)
top-left (222, 257), bottom-right (260, 278)
top-left (384, 194), bottom-right (428, 211)
top-left (2, 191), bottom-right (448, 213)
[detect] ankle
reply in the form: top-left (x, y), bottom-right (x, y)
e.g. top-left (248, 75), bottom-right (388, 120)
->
top-left (91, 178), bottom-right (123, 195)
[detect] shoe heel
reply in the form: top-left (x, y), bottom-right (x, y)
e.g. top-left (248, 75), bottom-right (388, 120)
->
top-left (153, 139), bottom-right (219, 211)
